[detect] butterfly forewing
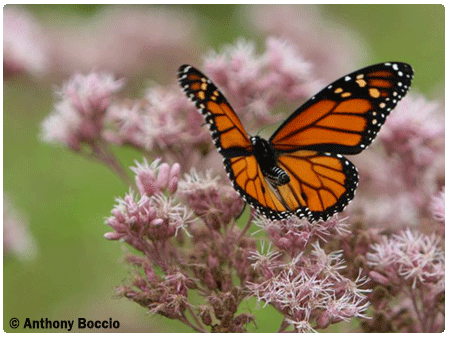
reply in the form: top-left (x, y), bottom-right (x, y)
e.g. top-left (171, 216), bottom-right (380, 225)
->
top-left (269, 62), bottom-right (413, 154)
top-left (178, 65), bottom-right (252, 154)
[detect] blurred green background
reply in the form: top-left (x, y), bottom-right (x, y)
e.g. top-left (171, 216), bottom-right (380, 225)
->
top-left (4, 4), bottom-right (444, 332)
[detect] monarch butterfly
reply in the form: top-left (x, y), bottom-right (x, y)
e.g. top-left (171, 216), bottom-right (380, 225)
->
top-left (178, 62), bottom-right (413, 222)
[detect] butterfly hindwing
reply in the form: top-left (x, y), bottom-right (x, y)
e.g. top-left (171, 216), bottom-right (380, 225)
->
top-left (276, 150), bottom-right (358, 221)
top-left (224, 155), bottom-right (294, 219)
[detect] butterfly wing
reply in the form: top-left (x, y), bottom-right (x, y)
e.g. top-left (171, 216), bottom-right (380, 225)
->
top-left (222, 149), bottom-right (358, 222)
top-left (275, 150), bottom-right (358, 221)
top-left (262, 62), bottom-right (413, 221)
top-left (178, 65), bottom-right (289, 218)
top-left (269, 62), bottom-right (414, 154)
top-left (224, 155), bottom-right (294, 219)
top-left (178, 65), bottom-right (252, 155)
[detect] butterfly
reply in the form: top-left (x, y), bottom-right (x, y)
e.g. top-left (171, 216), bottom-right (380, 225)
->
top-left (178, 62), bottom-right (413, 222)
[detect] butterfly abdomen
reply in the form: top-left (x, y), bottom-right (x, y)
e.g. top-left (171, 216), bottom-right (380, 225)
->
top-left (266, 166), bottom-right (290, 186)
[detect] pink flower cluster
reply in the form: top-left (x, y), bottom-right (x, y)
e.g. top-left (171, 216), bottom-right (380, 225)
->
top-left (178, 169), bottom-right (244, 230)
top-left (41, 72), bottom-right (125, 151)
top-left (365, 229), bottom-right (444, 332)
top-left (247, 218), bottom-right (370, 332)
top-left (105, 159), bottom-right (187, 243)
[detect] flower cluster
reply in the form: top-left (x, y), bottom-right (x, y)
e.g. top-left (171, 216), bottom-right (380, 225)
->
top-left (364, 229), bottom-right (444, 332)
top-left (105, 159), bottom-right (187, 244)
top-left (105, 159), bottom-right (257, 332)
top-left (178, 169), bottom-right (244, 230)
top-left (247, 218), bottom-right (370, 332)
top-left (41, 72), bottom-right (125, 151)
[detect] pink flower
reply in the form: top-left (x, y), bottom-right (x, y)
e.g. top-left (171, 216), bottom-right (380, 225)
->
top-left (104, 84), bottom-right (214, 172)
top-left (41, 72), bottom-right (125, 151)
top-left (131, 158), bottom-right (181, 196)
top-left (365, 228), bottom-right (444, 332)
top-left (247, 241), bottom-right (370, 332)
top-left (177, 169), bottom-right (244, 230)
top-left (254, 215), bottom-right (349, 257)
top-left (380, 93), bottom-right (444, 173)
top-left (367, 229), bottom-right (444, 289)
top-left (105, 190), bottom-right (191, 244)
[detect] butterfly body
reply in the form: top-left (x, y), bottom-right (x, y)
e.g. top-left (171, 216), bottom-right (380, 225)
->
top-left (178, 62), bottom-right (413, 222)
top-left (250, 136), bottom-right (290, 186)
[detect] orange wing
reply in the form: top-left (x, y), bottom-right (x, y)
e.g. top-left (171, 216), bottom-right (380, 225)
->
top-left (178, 65), bottom-right (252, 155)
top-left (270, 62), bottom-right (413, 154)
top-left (275, 150), bottom-right (358, 221)
top-left (224, 150), bottom-right (358, 221)
top-left (224, 155), bottom-right (292, 219)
